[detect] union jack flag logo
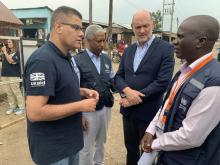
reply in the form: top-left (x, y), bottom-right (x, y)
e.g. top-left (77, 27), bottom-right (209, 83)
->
top-left (30, 72), bottom-right (45, 81)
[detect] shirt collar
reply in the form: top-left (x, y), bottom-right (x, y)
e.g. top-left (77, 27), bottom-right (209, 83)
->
top-left (86, 48), bottom-right (102, 59)
top-left (48, 41), bottom-right (70, 59)
top-left (180, 52), bottom-right (212, 72)
top-left (136, 35), bottom-right (155, 48)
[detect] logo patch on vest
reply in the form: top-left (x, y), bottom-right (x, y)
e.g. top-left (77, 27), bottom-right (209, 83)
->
top-left (105, 64), bottom-right (110, 69)
top-left (179, 96), bottom-right (188, 112)
top-left (104, 63), bottom-right (111, 74)
top-left (30, 72), bottom-right (45, 87)
top-left (181, 97), bottom-right (188, 106)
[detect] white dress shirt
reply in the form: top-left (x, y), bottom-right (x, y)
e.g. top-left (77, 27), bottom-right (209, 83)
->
top-left (146, 53), bottom-right (220, 151)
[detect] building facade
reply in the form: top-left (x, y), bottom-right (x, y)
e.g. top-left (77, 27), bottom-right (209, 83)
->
top-left (11, 6), bottom-right (52, 40)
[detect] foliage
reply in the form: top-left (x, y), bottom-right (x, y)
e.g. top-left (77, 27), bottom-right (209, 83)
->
top-left (151, 10), bottom-right (162, 31)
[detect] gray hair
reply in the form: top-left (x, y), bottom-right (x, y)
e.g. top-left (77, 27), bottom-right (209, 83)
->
top-left (85, 24), bottom-right (105, 40)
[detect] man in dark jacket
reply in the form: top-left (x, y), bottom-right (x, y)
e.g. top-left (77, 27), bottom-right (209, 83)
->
top-left (74, 24), bottom-right (115, 165)
top-left (114, 9), bottom-right (174, 165)
top-left (142, 15), bottom-right (220, 165)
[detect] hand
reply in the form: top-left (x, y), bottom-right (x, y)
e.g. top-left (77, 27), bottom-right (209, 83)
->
top-left (82, 116), bottom-right (89, 130)
top-left (123, 87), bottom-right (145, 105)
top-left (80, 98), bottom-right (97, 112)
top-left (80, 88), bottom-right (99, 100)
top-left (1, 46), bottom-right (7, 54)
top-left (141, 132), bottom-right (154, 153)
top-left (120, 98), bottom-right (133, 108)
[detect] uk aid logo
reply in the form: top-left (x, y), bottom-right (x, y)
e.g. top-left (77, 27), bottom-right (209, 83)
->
top-left (30, 72), bottom-right (45, 87)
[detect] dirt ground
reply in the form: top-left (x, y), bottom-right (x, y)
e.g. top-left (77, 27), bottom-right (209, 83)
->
top-left (0, 93), bottom-right (126, 165)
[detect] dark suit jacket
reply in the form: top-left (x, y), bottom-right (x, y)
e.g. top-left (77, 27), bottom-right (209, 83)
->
top-left (114, 37), bottom-right (174, 121)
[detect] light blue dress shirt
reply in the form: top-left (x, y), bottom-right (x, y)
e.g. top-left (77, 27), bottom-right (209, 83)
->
top-left (86, 49), bottom-right (115, 78)
top-left (133, 35), bottom-right (155, 72)
top-left (71, 56), bottom-right (80, 84)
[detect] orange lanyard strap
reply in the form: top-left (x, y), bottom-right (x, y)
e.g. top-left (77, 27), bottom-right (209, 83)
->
top-left (162, 55), bottom-right (213, 125)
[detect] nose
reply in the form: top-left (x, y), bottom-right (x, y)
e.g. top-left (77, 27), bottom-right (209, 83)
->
top-left (172, 38), bottom-right (178, 45)
top-left (140, 27), bottom-right (145, 33)
top-left (79, 30), bottom-right (84, 38)
top-left (101, 41), bottom-right (105, 47)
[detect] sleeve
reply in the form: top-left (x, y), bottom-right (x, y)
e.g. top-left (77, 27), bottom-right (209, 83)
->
top-left (11, 51), bottom-right (20, 64)
top-left (146, 108), bottom-right (162, 135)
top-left (114, 48), bottom-right (129, 93)
top-left (24, 59), bottom-right (56, 96)
top-left (151, 87), bottom-right (220, 151)
top-left (140, 44), bottom-right (174, 97)
top-left (110, 61), bottom-right (115, 79)
top-left (109, 60), bottom-right (117, 93)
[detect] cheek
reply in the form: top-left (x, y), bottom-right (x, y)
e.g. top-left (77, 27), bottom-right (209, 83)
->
top-left (94, 43), bottom-right (100, 48)
top-left (90, 43), bottom-right (95, 47)
top-left (179, 42), bottom-right (188, 50)
top-left (146, 27), bottom-right (152, 33)
top-left (133, 30), bottom-right (139, 35)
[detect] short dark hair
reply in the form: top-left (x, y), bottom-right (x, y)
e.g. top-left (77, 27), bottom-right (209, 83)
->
top-left (185, 15), bottom-right (219, 42)
top-left (50, 6), bottom-right (82, 29)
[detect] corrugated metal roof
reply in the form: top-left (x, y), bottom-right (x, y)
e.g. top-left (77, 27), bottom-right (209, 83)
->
top-left (11, 6), bottom-right (53, 12)
top-left (0, 1), bottom-right (23, 25)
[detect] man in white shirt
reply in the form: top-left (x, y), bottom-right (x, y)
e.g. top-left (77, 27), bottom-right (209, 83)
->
top-left (141, 15), bottom-right (220, 165)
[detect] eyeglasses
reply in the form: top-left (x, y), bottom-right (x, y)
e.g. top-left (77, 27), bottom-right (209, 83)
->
top-left (61, 23), bottom-right (83, 31)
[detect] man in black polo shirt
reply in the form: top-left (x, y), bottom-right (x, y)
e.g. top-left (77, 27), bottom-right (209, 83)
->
top-left (23, 6), bottom-right (99, 165)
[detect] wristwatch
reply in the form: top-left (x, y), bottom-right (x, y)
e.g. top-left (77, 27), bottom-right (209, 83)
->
top-left (120, 93), bottom-right (126, 98)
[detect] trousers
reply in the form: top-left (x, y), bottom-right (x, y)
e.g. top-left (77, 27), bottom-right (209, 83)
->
top-left (123, 116), bottom-right (150, 165)
top-left (79, 106), bottom-right (111, 165)
top-left (39, 153), bottom-right (79, 165)
top-left (1, 76), bottom-right (24, 109)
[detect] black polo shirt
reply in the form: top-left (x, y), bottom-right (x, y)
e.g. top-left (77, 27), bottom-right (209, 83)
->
top-left (1, 51), bottom-right (20, 77)
top-left (23, 41), bottom-right (83, 165)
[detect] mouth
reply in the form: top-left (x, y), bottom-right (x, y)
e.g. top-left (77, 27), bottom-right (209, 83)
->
top-left (139, 35), bottom-right (147, 38)
top-left (76, 40), bottom-right (82, 43)
top-left (174, 47), bottom-right (180, 54)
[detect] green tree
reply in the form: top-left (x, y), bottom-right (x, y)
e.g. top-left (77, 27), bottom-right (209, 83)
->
top-left (151, 10), bottom-right (162, 31)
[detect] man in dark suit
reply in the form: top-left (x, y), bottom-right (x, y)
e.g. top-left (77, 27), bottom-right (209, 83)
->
top-left (114, 9), bottom-right (174, 165)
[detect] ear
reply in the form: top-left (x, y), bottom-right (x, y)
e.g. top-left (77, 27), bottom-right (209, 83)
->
top-left (196, 37), bottom-right (207, 48)
top-left (54, 22), bottom-right (63, 34)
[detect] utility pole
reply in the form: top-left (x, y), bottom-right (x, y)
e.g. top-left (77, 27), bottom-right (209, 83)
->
top-left (176, 17), bottom-right (179, 29)
top-left (169, 0), bottom-right (175, 43)
top-left (162, 0), bottom-right (175, 43)
top-left (161, 0), bottom-right (165, 39)
top-left (108, 0), bottom-right (113, 57)
top-left (89, 0), bottom-right (92, 25)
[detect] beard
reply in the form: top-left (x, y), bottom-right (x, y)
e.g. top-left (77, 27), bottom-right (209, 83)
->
top-left (136, 34), bottom-right (152, 44)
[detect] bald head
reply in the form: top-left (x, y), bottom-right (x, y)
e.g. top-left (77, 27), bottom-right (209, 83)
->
top-left (173, 15), bottom-right (220, 64)
top-left (181, 15), bottom-right (219, 42)
top-left (132, 9), bottom-right (152, 25)
top-left (131, 9), bottom-right (154, 45)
